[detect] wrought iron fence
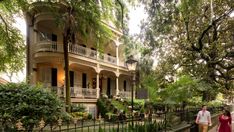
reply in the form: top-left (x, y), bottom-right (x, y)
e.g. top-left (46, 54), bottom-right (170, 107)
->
top-left (9, 117), bottom-right (165, 132)
top-left (1, 106), bottom-right (223, 132)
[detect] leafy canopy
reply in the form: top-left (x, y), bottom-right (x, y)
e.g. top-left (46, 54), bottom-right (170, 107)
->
top-left (138, 0), bottom-right (234, 98)
top-left (0, 0), bottom-right (27, 73)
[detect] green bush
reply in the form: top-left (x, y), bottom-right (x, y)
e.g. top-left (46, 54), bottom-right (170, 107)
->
top-left (97, 98), bottom-right (108, 117)
top-left (71, 104), bottom-right (86, 112)
top-left (0, 83), bottom-right (65, 131)
top-left (88, 113), bottom-right (92, 119)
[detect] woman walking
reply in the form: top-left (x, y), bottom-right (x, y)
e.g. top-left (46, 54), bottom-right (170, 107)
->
top-left (217, 110), bottom-right (232, 132)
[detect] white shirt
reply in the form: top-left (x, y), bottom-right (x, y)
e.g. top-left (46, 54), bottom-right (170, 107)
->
top-left (197, 110), bottom-right (211, 125)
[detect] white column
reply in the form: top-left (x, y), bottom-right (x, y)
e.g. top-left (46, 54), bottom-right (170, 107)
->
top-left (116, 45), bottom-right (119, 66)
top-left (33, 24), bottom-right (38, 44)
top-left (96, 73), bottom-right (100, 98)
top-left (32, 64), bottom-right (37, 84)
top-left (116, 77), bottom-right (119, 95)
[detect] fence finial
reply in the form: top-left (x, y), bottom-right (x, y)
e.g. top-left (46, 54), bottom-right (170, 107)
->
top-left (16, 119), bottom-right (25, 131)
top-left (58, 118), bottom-right (63, 126)
top-left (39, 118), bottom-right (45, 129)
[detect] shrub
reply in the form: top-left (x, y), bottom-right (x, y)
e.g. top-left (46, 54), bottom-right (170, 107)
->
top-left (71, 104), bottom-right (86, 112)
top-left (0, 83), bottom-right (64, 131)
top-left (88, 113), bottom-right (92, 119)
top-left (97, 98), bottom-right (108, 117)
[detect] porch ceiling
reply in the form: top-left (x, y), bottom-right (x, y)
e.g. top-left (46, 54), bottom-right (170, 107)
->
top-left (70, 63), bottom-right (96, 72)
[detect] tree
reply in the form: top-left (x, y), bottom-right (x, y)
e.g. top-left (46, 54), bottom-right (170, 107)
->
top-left (0, 83), bottom-right (64, 131)
top-left (139, 0), bottom-right (234, 100)
top-left (0, 0), bottom-right (27, 73)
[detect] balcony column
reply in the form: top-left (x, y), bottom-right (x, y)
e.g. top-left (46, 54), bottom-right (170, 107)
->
top-left (115, 73), bottom-right (119, 96)
top-left (96, 73), bottom-right (100, 98)
top-left (31, 64), bottom-right (37, 84)
top-left (116, 77), bottom-right (119, 96)
top-left (116, 45), bottom-right (119, 66)
top-left (33, 24), bottom-right (38, 44)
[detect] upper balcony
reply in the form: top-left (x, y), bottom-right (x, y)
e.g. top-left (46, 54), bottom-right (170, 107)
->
top-left (35, 41), bottom-right (127, 67)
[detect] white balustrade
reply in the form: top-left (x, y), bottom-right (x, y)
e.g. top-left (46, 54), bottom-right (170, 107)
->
top-left (73, 87), bottom-right (97, 98)
top-left (68, 44), bottom-right (97, 59)
top-left (36, 41), bottom-right (119, 66)
top-left (50, 87), bottom-right (97, 98)
top-left (36, 41), bottom-right (63, 52)
top-left (103, 54), bottom-right (117, 64)
top-left (119, 91), bottom-right (131, 99)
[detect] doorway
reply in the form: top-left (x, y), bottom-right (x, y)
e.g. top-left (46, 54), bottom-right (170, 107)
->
top-left (107, 78), bottom-right (111, 97)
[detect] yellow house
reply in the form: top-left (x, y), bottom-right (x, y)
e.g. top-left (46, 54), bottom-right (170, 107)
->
top-left (25, 1), bottom-right (134, 115)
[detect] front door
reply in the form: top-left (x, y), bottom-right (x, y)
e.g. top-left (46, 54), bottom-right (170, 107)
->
top-left (107, 78), bottom-right (111, 97)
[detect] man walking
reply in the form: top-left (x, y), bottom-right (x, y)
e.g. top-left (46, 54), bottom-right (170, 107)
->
top-left (196, 105), bottom-right (212, 132)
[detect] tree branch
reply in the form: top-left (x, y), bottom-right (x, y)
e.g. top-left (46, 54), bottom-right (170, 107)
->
top-left (194, 8), bottom-right (233, 51)
top-left (0, 14), bottom-right (9, 37)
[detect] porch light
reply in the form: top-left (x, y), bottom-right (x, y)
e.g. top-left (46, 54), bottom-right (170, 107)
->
top-left (126, 55), bottom-right (138, 72)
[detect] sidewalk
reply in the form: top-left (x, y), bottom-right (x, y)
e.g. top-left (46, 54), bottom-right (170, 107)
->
top-left (209, 113), bottom-right (234, 132)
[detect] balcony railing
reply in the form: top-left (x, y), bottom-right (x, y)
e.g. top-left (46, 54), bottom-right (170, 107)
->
top-left (119, 91), bottom-right (131, 99)
top-left (72, 87), bottom-right (97, 98)
top-left (35, 42), bottom-right (124, 65)
top-left (36, 41), bottom-right (63, 52)
top-left (68, 44), bottom-right (97, 59)
top-left (52, 87), bottom-right (97, 99)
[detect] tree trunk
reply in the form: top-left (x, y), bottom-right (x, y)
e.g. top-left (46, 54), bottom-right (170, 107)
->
top-left (63, 35), bottom-right (71, 112)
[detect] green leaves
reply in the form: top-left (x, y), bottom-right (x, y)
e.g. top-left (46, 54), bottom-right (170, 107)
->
top-left (0, 0), bottom-right (26, 73)
top-left (139, 0), bottom-right (234, 94)
top-left (0, 83), bottom-right (64, 130)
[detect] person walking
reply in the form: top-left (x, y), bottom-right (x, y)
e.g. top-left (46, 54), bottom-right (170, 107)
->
top-left (216, 109), bottom-right (232, 132)
top-left (196, 105), bottom-right (212, 132)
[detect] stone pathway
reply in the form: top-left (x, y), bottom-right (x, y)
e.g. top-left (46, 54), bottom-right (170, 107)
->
top-left (209, 113), bottom-right (234, 132)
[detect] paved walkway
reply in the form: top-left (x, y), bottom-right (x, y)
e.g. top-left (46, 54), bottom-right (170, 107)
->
top-left (209, 113), bottom-right (234, 132)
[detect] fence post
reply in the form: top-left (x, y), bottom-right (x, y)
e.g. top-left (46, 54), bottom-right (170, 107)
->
top-left (103, 119), bottom-right (105, 132)
top-left (58, 118), bottom-right (62, 132)
top-left (109, 120), bottom-right (110, 132)
top-left (94, 118), bottom-right (96, 132)
top-left (73, 118), bottom-right (77, 132)
top-left (186, 108), bottom-right (189, 124)
top-left (67, 121), bottom-right (69, 131)
top-left (117, 120), bottom-right (120, 132)
top-left (81, 118), bottom-right (83, 132)
top-left (164, 112), bottom-right (167, 132)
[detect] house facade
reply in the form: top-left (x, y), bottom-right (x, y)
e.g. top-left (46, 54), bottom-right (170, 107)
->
top-left (25, 1), bottom-right (134, 115)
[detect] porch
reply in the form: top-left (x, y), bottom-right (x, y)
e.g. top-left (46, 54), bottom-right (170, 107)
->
top-left (51, 86), bottom-right (132, 100)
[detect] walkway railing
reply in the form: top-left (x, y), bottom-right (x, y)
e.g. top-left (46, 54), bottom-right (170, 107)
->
top-left (35, 42), bottom-right (125, 66)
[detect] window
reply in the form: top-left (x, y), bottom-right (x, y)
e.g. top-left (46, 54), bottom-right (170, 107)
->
top-left (124, 80), bottom-right (127, 91)
top-left (38, 32), bottom-right (57, 42)
top-left (82, 73), bottom-right (87, 88)
top-left (51, 68), bottom-right (57, 86)
top-left (70, 71), bottom-right (74, 87)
